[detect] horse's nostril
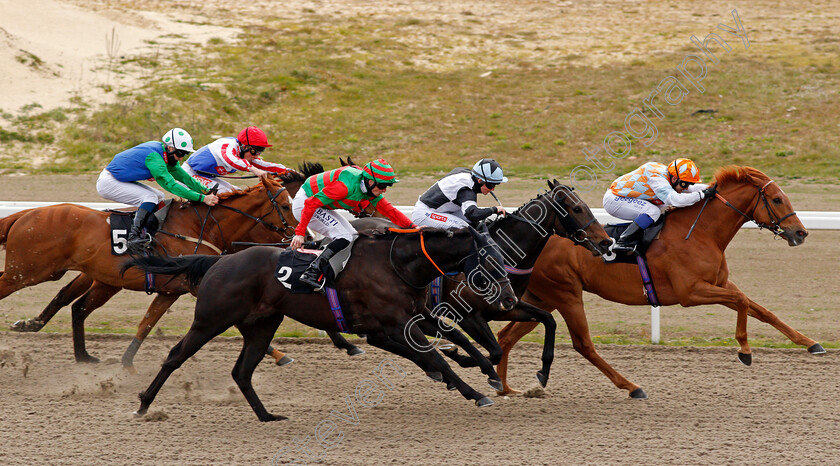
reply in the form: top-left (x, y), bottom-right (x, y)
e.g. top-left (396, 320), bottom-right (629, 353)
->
top-left (797, 230), bottom-right (808, 237)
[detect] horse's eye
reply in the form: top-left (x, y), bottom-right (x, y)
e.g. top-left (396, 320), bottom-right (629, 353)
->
top-left (772, 198), bottom-right (782, 204)
top-left (573, 206), bottom-right (583, 213)
top-left (282, 205), bottom-right (290, 211)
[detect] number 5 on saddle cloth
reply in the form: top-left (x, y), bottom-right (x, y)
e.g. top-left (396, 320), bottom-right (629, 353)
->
top-left (108, 203), bottom-right (171, 256)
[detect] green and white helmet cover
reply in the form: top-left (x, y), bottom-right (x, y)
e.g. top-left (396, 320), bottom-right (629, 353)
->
top-left (162, 128), bottom-right (195, 153)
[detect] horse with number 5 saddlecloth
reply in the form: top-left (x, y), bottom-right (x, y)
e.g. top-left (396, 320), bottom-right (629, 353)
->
top-left (494, 166), bottom-right (824, 397)
top-left (126, 226), bottom-right (518, 421)
top-left (0, 175), bottom-right (297, 364)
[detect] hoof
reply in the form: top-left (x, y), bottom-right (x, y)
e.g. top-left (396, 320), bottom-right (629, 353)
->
top-left (425, 371), bottom-right (443, 383)
top-left (438, 343), bottom-right (456, 351)
top-left (275, 355), bottom-right (295, 367)
top-left (475, 396), bottom-right (494, 408)
top-left (76, 354), bottom-right (100, 364)
top-left (535, 371), bottom-right (549, 388)
top-left (629, 387), bottom-right (648, 399)
top-left (123, 365), bottom-right (139, 375)
top-left (496, 387), bottom-right (522, 396)
top-left (488, 378), bottom-right (503, 391)
top-left (346, 347), bottom-right (365, 356)
top-left (10, 319), bottom-right (44, 332)
top-left (738, 352), bottom-right (752, 366)
top-left (260, 414), bottom-right (289, 422)
top-left (132, 410), bottom-right (145, 418)
top-left (446, 382), bottom-right (457, 391)
top-left (807, 343), bottom-right (826, 355)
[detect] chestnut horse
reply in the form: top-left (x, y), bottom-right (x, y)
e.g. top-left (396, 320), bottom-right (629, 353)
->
top-left (494, 166), bottom-right (822, 397)
top-left (0, 175), bottom-right (297, 364)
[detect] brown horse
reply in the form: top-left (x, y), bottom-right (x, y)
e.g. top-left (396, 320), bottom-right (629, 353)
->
top-left (0, 175), bottom-right (297, 364)
top-left (494, 166), bottom-right (822, 397)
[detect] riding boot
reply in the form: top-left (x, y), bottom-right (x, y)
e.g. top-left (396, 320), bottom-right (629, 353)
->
top-left (611, 222), bottom-right (645, 253)
top-left (127, 209), bottom-right (154, 253)
top-left (299, 238), bottom-right (350, 291)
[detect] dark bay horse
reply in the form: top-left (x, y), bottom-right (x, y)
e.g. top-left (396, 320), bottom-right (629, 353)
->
top-left (0, 175), bottom-right (297, 363)
top-left (494, 166), bottom-right (821, 397)
top-left (351, 180), bottom-right (613, 390)
top-left (127, 227), bottom-right (518, 420)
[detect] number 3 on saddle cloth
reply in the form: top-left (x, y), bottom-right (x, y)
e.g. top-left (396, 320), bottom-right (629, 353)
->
top-left (601, 218), bottom-right (667, 307)
top-left (274, 240), bottom-right (356, 333)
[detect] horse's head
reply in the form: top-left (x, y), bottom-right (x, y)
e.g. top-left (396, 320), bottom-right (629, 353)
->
top-left (464, 225), bottom-right (518, 311)
top-left (544, 179), bottom-right (612, 255)
top-left (218, 175), bottom-right (298, 242)
top-left (714, 166), bottom-right (807, 246)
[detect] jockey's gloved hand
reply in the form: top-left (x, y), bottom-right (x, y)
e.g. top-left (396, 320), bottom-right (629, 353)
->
top-left (701, 185), bottom-right (717, 199)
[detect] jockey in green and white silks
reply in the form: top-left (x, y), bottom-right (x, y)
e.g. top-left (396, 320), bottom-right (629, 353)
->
top-left (96, 128), bottom-right (219, 251)
top-left (289, 159), bottom-right (416, 290)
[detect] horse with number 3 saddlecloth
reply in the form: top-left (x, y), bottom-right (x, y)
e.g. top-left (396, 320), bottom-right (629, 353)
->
top-left (0, 175), bottom-right (297, 364)
top-left (495, 166), bottom-right (823, 397)
top-left (125, 226), bottom-right (518, 421)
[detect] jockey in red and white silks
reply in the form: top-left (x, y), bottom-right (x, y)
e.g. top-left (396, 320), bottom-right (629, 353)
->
top-left (183, 126), bottom-right (287, 193)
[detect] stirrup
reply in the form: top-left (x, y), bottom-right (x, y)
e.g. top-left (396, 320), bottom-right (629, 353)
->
top-left (611, 242), bottom-right (637, 253)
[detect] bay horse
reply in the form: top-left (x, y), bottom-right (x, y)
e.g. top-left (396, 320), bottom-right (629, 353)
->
top-left (494, 166), bottom-right (821, 397)
top-left (350, 180), bottom-right (613, 390)
top-left (0, 175), bottom-right (297, 364)
top-left (126, 226), bottom-right (518, 420)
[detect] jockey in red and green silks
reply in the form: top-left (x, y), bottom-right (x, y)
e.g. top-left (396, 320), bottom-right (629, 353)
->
top-left (289, 159), bottom-right (416, 290)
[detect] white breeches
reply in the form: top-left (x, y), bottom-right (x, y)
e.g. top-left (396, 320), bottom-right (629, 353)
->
top-left (96, 169), bottom-right (163, 207)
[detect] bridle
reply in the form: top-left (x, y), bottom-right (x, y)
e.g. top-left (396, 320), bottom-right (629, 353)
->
top-left (686, 179), bottom-right (796, 239)
top-left (158, 183), bottom-right (296, 254)
top-left (506, 184), bottom-right (597, 247)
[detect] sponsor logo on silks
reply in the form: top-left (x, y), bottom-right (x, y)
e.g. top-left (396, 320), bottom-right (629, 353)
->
top-left (430, 213), bottom-right (447, 222)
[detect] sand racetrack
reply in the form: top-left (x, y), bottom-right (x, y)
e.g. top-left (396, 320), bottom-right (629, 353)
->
top-left (0, 332), bottom-right (838, 465)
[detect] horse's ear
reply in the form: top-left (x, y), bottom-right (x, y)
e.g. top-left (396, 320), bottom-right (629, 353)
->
top-left (348, 156), bottom-right (357, 167)
top-left (339, 157), bottom-right (347, 166)
top-left (547, 179), bottom-right (556, 189)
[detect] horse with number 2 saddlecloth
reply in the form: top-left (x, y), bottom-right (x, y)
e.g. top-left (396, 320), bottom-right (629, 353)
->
top-left (126, 226), bottom-right (518, 421)
top-left (495, 166), bottom-right (824, 397)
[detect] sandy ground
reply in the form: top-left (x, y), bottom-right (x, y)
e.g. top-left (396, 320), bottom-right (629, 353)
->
top-left (0, 332), bottom-right (838, 465)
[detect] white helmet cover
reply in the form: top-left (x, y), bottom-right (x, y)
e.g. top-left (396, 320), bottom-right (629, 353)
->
top-left (162, 128), bottom-right (195, 153)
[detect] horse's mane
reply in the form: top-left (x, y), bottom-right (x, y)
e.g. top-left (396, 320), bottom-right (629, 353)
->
top-left (360, 226), bottom-right (467, 240)
top-left (216, 182), bottom-right (266, 200)
top-left (278, 161), bottom-right (325, 185)
top-left (712, 166), bottom-right (770, 188)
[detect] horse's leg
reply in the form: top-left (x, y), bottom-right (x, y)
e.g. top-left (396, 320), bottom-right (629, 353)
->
top-left (135, 319), bottom-right (231, 417)
top-left (266, 346), bottom-right (295, 366)
top-left (0, 268), bottom-right (67, 300)
top-left (484, 301), bottom-right (556, 389)
top-left (678, 281), bottom-right (753, 365)
top-left (391, 322), bottom-right (493, 406)
top-left (71, 283), bottom-right (121, 363)
top-left (365, 333), bottom-right (443, 382)
top-left (555, 295), bottom-right (645, 398)
top-left (725, 280), bottom-right (824, 354)
top-left (327, 331), bottom-right (365, 356)
top-left (122, 294), bottom-right (181, 370)
top-left (417, 316), bottom-right (502, 391)
top-left (495, 320), bottom-right (539, 395)
top-left (233, 315), bottom-right (288, 422)
top-left (10, 273), bottom-right (93, 332)
top-left (438, 314), bottom-right (502, 367)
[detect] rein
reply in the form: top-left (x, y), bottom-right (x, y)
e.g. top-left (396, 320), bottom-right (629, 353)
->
top-left (388, 228), bottom-right (446, 288)
top-left (157, 184), bottom-right (294, 254)
top-left (685, 180), bottom-right (796, 240)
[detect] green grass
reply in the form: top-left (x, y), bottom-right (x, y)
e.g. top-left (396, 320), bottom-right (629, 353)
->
top-left (1, 15), bottom-right (838, 181)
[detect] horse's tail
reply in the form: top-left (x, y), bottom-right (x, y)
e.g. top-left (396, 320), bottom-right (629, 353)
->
top-left (0, 210), bottom-right (29, 249)
top-left (121, 255), bottom-right (223, 289)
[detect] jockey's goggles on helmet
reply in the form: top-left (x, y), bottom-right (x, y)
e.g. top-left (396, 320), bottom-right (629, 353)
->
top-left (373, 182), bottom-right (391, 190)
top-left (678, 180), bottom-right (694, 189)
top-left (245, 146), bottom-right (265, 155)
top-left (173, 149), bottom-right (191, 158)
top-left (483, 181), bottom-right (498, 190)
